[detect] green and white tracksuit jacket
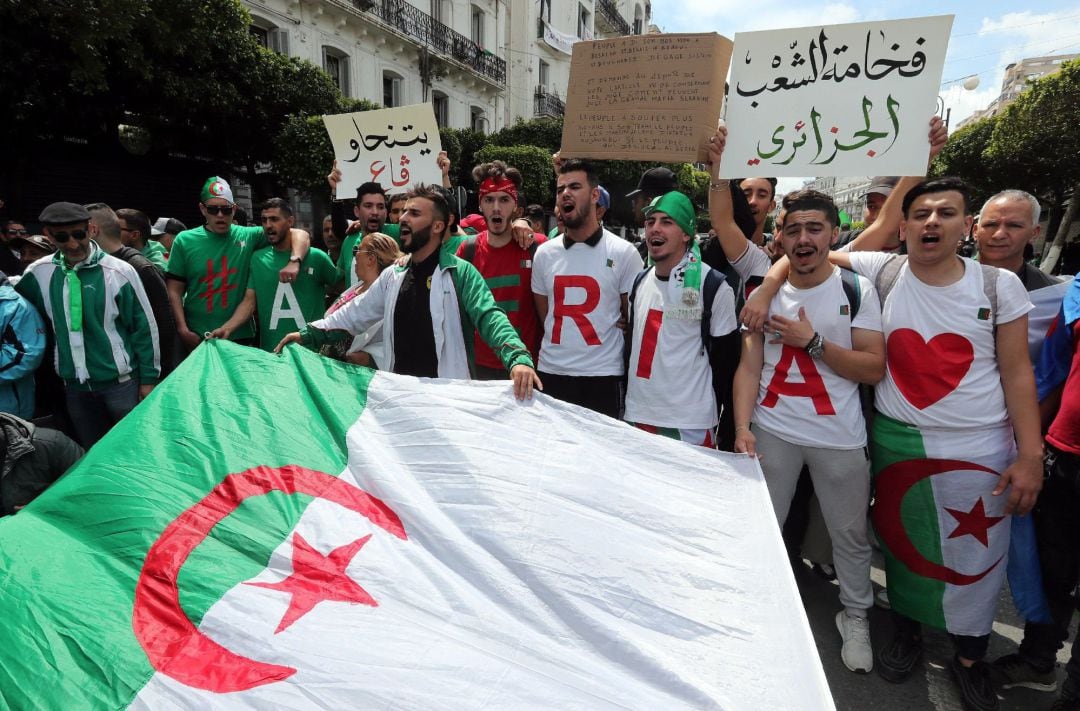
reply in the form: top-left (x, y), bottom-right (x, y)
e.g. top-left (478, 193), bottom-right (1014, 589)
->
top-left (16, 242), bottom-right (161, 390)
top-left (300, 249), bottom-right (533, 378)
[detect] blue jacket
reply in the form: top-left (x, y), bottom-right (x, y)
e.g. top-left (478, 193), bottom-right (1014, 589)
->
top-left (0, 274), bottom-right (46, 419)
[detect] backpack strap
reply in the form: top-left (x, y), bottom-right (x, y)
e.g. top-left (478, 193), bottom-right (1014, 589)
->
top-left (459, 236), bottom-right (478, 263)
top-left (624, 267), bottom-right (653, 375)
top-left (839, 267), bottom-right (862, 321)
top-left (978, 263), bottom-right (999, 327)
top-left (701, 267), bottom-right (727, 356)
top-left (874, 254), bottom-right (907, 304)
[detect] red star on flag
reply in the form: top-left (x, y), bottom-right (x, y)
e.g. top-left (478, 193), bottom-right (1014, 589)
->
top-left (944, 497), bottom-right (1005, 548)
top-left (247, 533), bottom-right (378, 633)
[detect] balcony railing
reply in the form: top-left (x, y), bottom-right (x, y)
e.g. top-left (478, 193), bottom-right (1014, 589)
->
top-left (534, 87), bottom-right (565, 117)
top-left (351, 0), bottom-right (506, 84)
top-left (596, 0), bottom-right (631, 35)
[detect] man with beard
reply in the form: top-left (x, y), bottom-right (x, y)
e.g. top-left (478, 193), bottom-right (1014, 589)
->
top-left (531, 159), bottom-right (644, 417)
top-left (166, 177), bottom-right (310, 353)
top-left (277, 185), bottom-right (541, 399)
top-left (456, 160), bottom-right (547, 379)
top-left (209, 199), bottom-right (337, 352)
top-left (733, 189), bottom-right (885, 675)
top-left (330, 178), bottom-right (398, 289)
top-left (16, 202), bottom-right (160, 448)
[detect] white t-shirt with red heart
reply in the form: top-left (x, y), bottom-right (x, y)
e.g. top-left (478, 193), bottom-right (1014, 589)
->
top-left (847, 253), bottom-right (1032, 429)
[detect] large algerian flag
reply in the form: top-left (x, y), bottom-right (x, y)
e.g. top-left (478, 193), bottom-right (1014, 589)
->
top-left (1028, 277), bottom-right (1073, 362)
top-left (0, 342), bottom-right (833, 710)
top-left (871, 413), bottom-right (1014, 636)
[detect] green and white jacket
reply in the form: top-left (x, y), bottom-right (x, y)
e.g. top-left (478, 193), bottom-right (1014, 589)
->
top-left (301, 249), bottom-right (532, 378)
top-left (16, 242), bottom-right (161, 389)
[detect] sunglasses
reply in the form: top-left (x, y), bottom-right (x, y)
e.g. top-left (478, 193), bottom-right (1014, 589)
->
top-left (3, 228), bottom-right (28, 236)
top-left (352, 245), bottom-right (375, 256)
top-left (203, 204), bottom-right (235, 216)
top-left (50, 229), bottom-right (89, 244)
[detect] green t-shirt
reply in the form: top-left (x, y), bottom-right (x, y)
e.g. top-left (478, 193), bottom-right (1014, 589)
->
top-left (338, 223), bottom-right (401, 287)
top-left (442, 233), bottom-right (466, 255)
top-left (166, 224), bottom-right (267, 339)
top-left (247, 247), bottom-right (338, 351)
top-left (141, 240), bottom-right (168, 271)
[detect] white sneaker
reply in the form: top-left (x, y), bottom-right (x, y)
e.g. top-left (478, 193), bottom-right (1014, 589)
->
top-left (835, 611), bottom-right (873, 673)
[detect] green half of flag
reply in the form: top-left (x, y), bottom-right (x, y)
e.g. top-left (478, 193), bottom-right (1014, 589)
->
top-left (0, 342), bottom-right (373, 709)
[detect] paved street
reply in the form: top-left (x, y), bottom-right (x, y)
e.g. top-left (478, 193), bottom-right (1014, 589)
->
top-left (796, 553), bottom-right (1077, 710)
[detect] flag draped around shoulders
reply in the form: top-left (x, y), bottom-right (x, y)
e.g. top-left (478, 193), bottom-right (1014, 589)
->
top-left (0, 341), bottom-right (835, 711)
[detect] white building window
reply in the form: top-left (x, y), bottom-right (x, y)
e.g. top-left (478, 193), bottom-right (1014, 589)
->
top-left (540, 0), bottom-right (552, 23)
top-left (471, 5), bottom-right (485, 46)
top-left (471, 106), bottom-right (488, 134)
top-left (383, 71), bottom-right (403, 108)
top-left (633, 5), bottom-right (644, 35)
top-left (577, 4), bottom-right (591, 40)
top-left (323, 47), bottom-right (350, 97)
top-left (432, 91), bottom-right (449, 128)
top-left (250, 20), bottom-right (289, 55)
top-left (538, 60), bottom-right (550, 89)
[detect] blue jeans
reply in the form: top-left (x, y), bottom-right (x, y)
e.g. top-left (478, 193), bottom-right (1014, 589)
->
top-left (65, 379), bottom-right (139, 448)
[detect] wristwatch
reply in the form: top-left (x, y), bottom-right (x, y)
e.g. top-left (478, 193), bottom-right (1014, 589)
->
top-left (805, 332), bottom-right (825, 359)
top-left (288, 255), bottom-right (302, 264)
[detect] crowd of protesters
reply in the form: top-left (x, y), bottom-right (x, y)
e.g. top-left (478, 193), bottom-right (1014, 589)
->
top-left (1, 116), bottom-right (1078, 711)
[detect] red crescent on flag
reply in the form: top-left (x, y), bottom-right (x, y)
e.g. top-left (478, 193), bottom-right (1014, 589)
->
top-left (132, 465), bottom-right (407, 693)
top-left (873, 458), bottom-right (1003, 585)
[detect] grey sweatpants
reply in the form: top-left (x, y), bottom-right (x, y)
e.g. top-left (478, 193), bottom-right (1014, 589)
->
top-left (754, 423), bottom-right (874, 613)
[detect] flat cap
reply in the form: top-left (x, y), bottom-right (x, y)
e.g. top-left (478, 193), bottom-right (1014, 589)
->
top-left (38, 202), bottom-right (91, 225)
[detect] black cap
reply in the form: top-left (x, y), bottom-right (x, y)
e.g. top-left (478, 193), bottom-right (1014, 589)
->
top-left (38, 202), bottom-right (91, 225)
top-left (626, 167), bottom-right (677, 199)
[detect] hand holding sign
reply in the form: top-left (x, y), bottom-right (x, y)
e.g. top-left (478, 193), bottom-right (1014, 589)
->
top-left (723, 15), bottom-right (953, 178)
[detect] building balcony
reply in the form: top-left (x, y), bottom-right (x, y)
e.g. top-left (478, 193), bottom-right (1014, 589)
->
top-left (596, 0), bottom-right (631, 36)
top-left (534, 87), bottom-right (565, 118)
top-left (342, 0), bottom-right (506, 85)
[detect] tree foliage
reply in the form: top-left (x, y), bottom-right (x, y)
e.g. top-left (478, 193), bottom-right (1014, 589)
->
top-left (473, 145), bottom-right (555, 207)
top-left (273, 99), bottom-right (381, 196)
top-left (929, 116), bottom-right (1007, 208)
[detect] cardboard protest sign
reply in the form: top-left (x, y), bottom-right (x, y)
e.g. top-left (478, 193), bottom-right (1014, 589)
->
top-left (323, 104), bottom-right (443, 195)
top-left (722, 15), bottom-right (953, 178)
top-left (561, 33), bottom-right (733, 163)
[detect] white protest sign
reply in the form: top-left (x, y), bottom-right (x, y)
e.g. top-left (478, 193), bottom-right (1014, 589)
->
top-left (323, 104), bottom-right (443, 195)
top-left (722, 15), bottom-right (953, 178)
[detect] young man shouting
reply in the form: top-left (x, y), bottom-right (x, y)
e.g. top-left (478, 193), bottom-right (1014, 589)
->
top-left (624, 191), bottom-right (738, 446)
top-left (733, 189), bottom-right (885, 674)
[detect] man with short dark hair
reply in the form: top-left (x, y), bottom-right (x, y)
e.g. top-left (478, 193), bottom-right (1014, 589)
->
top-left (328, 174), bottom-right (399, 288)
top-left (278, 185), bottom-right (542, 400)
top-left (388, 193), bottom-right (408, 224)
top-left (739, 176), bottom-right (778, 247)
top-left (210, 198), bottom-right (337, 352)
top-left (733, 188), bottom-right (885, 674)
top-left (17, 202), bottom-right (161, 448)
top-left (828, 177), bottom-right (1042, 710)
top-left (532, 158), bottom-right (644, 417)
top-left (85, 203), bottom-right (177, 376)
top-left (116, 208), bottom-right (167, 271)
top-left (1, 221), bottom-right (27, 275)
top-left (525, 204), bottom-right (546, 234)
top-left (166, 176), bottom-right (310, 353)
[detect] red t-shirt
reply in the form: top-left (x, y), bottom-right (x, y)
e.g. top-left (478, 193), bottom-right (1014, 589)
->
top-left (1047, 320), bottom-right (1080, 455)
top-left (457, 231), bottom-right (546, 370)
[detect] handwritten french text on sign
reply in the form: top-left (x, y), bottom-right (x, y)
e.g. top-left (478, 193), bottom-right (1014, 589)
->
top-left (721, 15), bottom-right (953, 178)
top-left (323, 104), bottom-right (443, 195)
top-left (561, 33), bottom-right (733, 163)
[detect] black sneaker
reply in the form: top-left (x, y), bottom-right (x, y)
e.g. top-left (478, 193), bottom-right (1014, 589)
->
top-left (950, 656), bottom-right (1000, 711)
top-left (877, 629), bottom-right (923, 683)
top-left (993, 652), bottom-right (1057, 692)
